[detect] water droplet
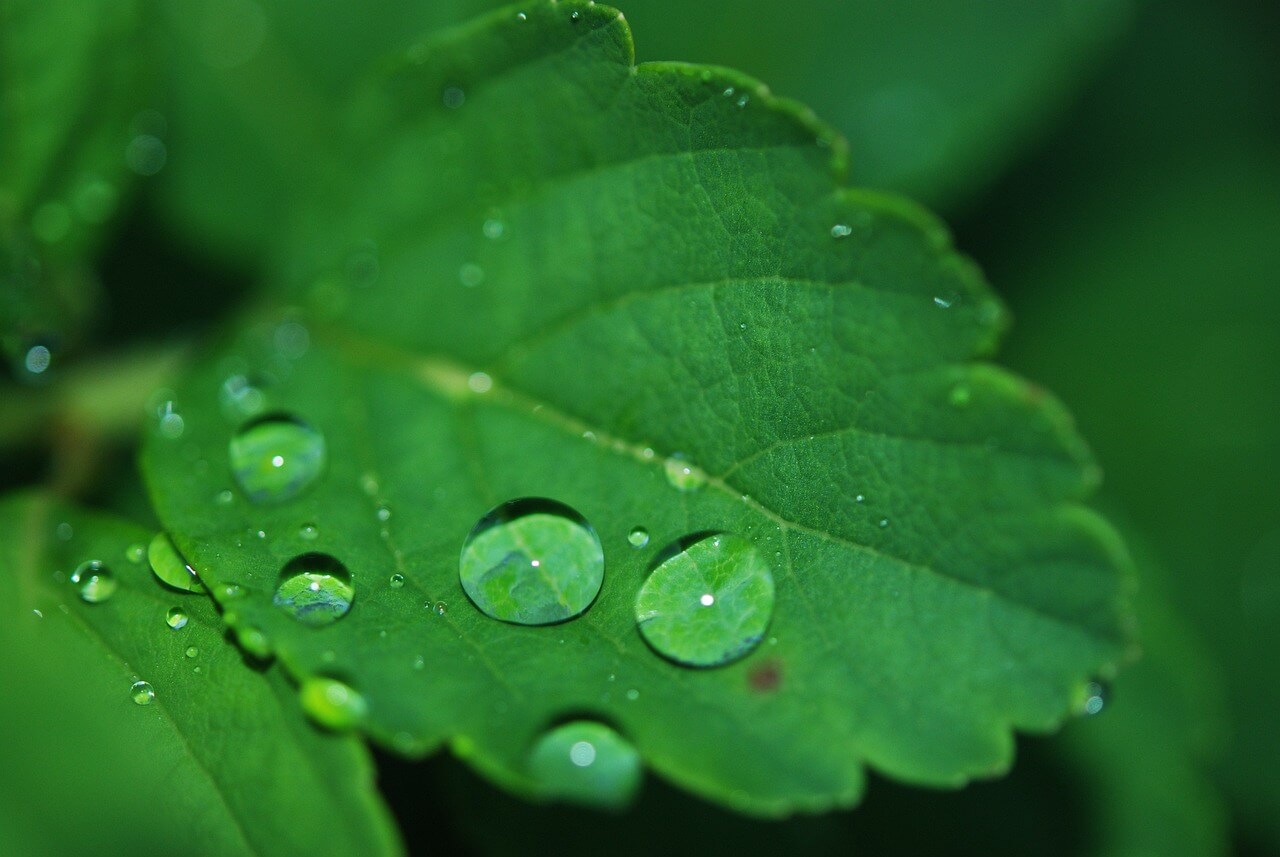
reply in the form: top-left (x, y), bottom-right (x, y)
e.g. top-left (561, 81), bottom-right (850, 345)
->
top-left (71, 561), bottom-right (117, 603)
top-left (569, 10), bottom-right (581, 22)
top-left (32, 609), bottom-right (43, 619)
top-left (516, 11), bottom-right (527, 21)
top-left (235, 625), bottom-right (272, 659)
top-left (933, 295), bottom-right (954, 309)
top-left (130, 680), bottom-right (156, 705)
top-left (23, 344), bottom-right (52, 374)
top-left (459, 262), bottom-right (485, 287)
top-left (413, 654), bottom-right (426, 670)
top-left (299, 677), bottom-right (366, 730)
top-left (219, 582), bottom-right (246, 600)
top-left (625, 688), bottom-right (640, 701)
top-left (1082, 681), bottom-right (1108, 715)
top-left (229, 414), bottom-right (326, 504)
top-left (663, 454), bottom-right (707, 491)
top-left (148, 533), bottom-right (204, 592)
top-left (215, 489), bottom-right (234, 506)
top-left (125, 134), bottom-right (166, 175)
top-left (634, 533), bottom-right (775, 668)
top-left (299, 523), bottom-right (318, 540)
top-left (220, 374), bottom-right (265, 418)
top-left (528, 721), bottom-right (641, 808)
top-left (165, 607), bottom-right (188, 630)
top-left (482, 218), bottom-right (505, 239)
top-left (878, 518), bottom-right (890, 528)
top-left (830, 223), bottom-right (853, 239)
top-left (736, 93), bottom-right (750, 108)
top-left (185, 646), bottom-right (199, 658)
top-left (156, 399), bottom-right (184, 439)
top-left (467, 372), bottom-right (493, 394)
top-left (459, 498), bottom-right (604, 625)
top-left (376, 504), bottom-right (392, 522)
top-left (433, 600), bottom-right (448, 616)
top-left (273, 553), bottom-right (354, 627)
top-left (723, 87), bottom-right (735, 97)
top-left (125, 543), bottom-right (145, 563)
top-left (442, 86), bottom-right (466, 109)
top-left (855, 494), bottom-right (865, 503)
top-left (389, 573), bottom-right (405, 589)
top-left (273, 320), bottom-right (310, 359)
top-left (55, 522), bottom-right (73, 541)
top-left (628, 527), bottom-right (650, 548)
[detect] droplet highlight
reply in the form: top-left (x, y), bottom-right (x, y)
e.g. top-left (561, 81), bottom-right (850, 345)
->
top-left (459, 499), bottom-right (604, 625)
top-left (634, 533), bottom-right (775, 668)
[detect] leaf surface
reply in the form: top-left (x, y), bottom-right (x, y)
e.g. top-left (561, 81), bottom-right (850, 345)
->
top-left (0, 493), bottom-right (402, 856)
top-left (143, 1), bottom-right (1131, 814)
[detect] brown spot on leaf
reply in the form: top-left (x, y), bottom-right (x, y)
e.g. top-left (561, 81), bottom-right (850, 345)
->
top-left (748, 659), bottom-right (782, 693)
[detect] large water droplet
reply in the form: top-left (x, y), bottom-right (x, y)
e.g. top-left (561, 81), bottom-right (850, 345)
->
top-left (229, 414), bottom-right (326, 504)
top-left (634, 533), bottom-right (775, 667)
top-left (71, 561), bottom-right (116, 603)
top-left (300, 677), bottom-right (366, 730)
top-left (166, 607), bottom-right (188, 630)
top-left (528, 721), bottom-right (641, 808)
top-left (459, 499), bottom-right (604, 625)
top-left (148, 533), bottom-right (204, 592)
top-left (273, 553), bottom-right (354, 627)
top-left (130, 680), bottom-right (156, 705)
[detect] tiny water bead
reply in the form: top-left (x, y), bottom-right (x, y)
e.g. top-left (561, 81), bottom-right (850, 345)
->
top-left (830, 223), bottom-right (853, 239)
top-left (229, 414), bottom-right (326, 504)
top-left (300, 677), bottom-right (367, 730)
top-left (125, 543), bottom-right (146, 564)
top-left (528, 721), bottom-right (641, 809)
top-left (185, 646), bottom-right (199, 659)
top-left (219, 374), bottom-right (265, 418)
top-left (634, 533), bottom-right (775, 668)
top-left (71, 561), bottom-right (117, 603)
top-left (130, 681), bottom-right (156, 706)
top-left (389, 573), bottom-right (405, 589)
top-left (627, 527), bottom-right (650, 549)
top-left (299, 523), bottom-right (318, 540)
top-left (459, 499), bottom-right (604, 626)
top-left (273, 553), bottom-right (354, 627)
top-left (166, 607), bottom-right (188, 630)
top-left (148, 533), bottom-right (204, 592)
top-left (663, 454), bottom-right (707, 491)
top-left (1081, 681), bottom-right (1109, 716)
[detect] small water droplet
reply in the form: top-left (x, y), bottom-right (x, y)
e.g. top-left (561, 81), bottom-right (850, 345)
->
top-left (467, 372), bottom-right (493, 393)
top-left (274, 553), bottom-right (354, 627)
top-left (459, 262), bottom-right (485, 287)
top-left (389, 573), bottom-right (405, 589)
top-left (235, 625), bottom-right (272, 659)
top-left (298, 523), bottom-right (319, 541)
top-left (625, 688), bottom-right (639, 701)
top-left (273, 320), bottom-right (310, 359)
top-left (663, 454), bottom-right (707, 491)
top-left (442, 86), bottom-right (466, 109)
top-left (879, 518), bottom-right (889, 528)
top-left (229, 414), bottom-right (326, 504)
top-left (55, 522), bottom-right (73, 541)
top-left (434, 600), bottom-right (448, 615)
top-left (156, 399), bottom-right (185, 439)
top-left (32, 609), bottom-right (43, 619)
top-left (855, 494), bottom-right (865, 503)
top-left (516, 11), bottom-right (527, 21)
top-left (24, 344), bottom-right (52, 374)
top-left (130, 680), bottom-right (156, 705)
top-left (165, 607), bottom-right (188, 630)
top-left (933, 296), bottom-right (954, 309)
top-left (459, 498), bottom-right (604, 625)
top-left (71, 561), bottom-right (117, 603)
top-left (220, 374), bottom-right (266, 418)
top-left (376, 504), bottom-right (392, 522)
top-left (635, 533), bottom-right (775, 668)
top-left (569, 10), bottom-right (580, 22)
top-left (830, 223), bottom-right (853, 239)
top-left (736, 93), bottom-right (749, 108)
top-left (215, 489), bottom-right (234, 506)
top-left (125, 134), bottom-right (166, 175)
top-left (528, 721), bottom-right (641, 808)
top-left (482, 218), bottom-right (505, 239)
top-left (1082, 681), bottom-right (1108, 716)
top-left (125, 543), bottom-right (146, 563)
top-left (413, 654), bottom-right (426, 670)
top-left (723, 87), bottom-right (735, 97)
top-left (627, 527), bottom-right (650, 548)
top-left (185, 646), bottom-right (199, 658)
top-left (300, 676), bottom-right (366, 730)
top-left (148, 533), bottom-right (204, 592)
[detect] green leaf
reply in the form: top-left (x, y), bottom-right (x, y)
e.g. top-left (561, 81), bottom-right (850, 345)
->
top-left (142, 1), bottom-right (1131, 815)
top-left (0, 0), bottom-right (155, 372)
top-left (0, 493), bottom-right (403, 856)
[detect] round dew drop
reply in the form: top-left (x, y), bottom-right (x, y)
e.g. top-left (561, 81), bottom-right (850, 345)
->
top-left (663, 454), bottom-right (707, 491)
top-left (634, 533), bottom-right (775, 668)
top-left (627, 527), bottom-right (650, 548)
top-left (130, 680), bottom-right (156, 706)
top-left (300, 677), bottom-right (367, 730)
top-left (528, 721), bottom-right (641, 809)
top-left (165, 607), bottom-right (188, 630)
top-left (273, 553), bottom-right (354, 627)
top-left (389, 573), bottom-right (405, 589)
top-left (459, 499), bottom-right (604, 626)
top-left (228, 414), bottom-right (326, 504)
top-left (71, 561), bottom-right (117, 603)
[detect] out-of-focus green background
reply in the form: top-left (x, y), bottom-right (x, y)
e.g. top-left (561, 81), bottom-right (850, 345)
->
top-left (2, 0), bottom-right (1277, 854)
